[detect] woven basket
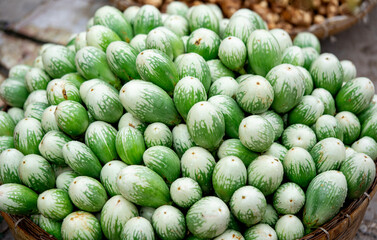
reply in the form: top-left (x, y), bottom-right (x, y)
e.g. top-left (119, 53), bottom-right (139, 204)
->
top-left (110, 0), bottom-right (377, 38)
top-left (1, 162), bottom-right (377, 240)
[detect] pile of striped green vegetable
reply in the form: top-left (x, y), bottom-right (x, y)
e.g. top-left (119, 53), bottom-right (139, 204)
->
top-left (0, 2), bottom-right (376, 240)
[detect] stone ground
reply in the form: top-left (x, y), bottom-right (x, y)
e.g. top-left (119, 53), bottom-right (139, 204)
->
top-left (0, 0), bottom-right (376, 239)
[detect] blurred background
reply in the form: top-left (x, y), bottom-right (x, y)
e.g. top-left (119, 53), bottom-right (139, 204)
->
top-left (0, 0), bottom-right (376, 239)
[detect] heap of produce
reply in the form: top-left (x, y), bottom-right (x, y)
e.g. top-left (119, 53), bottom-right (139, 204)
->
top-left (0, 2), bottom-right (376, 240)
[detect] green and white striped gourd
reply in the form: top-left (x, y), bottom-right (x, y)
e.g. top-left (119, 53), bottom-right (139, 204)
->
top-left (351, 136), bottom-right (377, 160)
top-left (218, 36), bottom-right (246, 71)
top-left (260, 204), bottom-right (278, 227)
top-left (282, 124), bottom-right (317, 151)
top-left (231, 8), bottom-right (267, 30)
top-left (341, 60), bottom-right (357, 82)
top-left (106, 41), bottom-right (140, 82)
top-left (8, 64), bottom-right (31, 79)
top-left (118, 112), bottom-right (147, 133)
top-left (207, 59), bottom-right (235, 82)
top-left (335, 111), bottom-right (361, 144)
top-left (0, 136), bottom-right (14, 153)
top-left (144, 122), bottom-right (172, 148)
top-left (37, 188), bottom-right (73, 220)
top-left (24, 102), bottom-right (49, 121)
top-left (0, 149), bottom-right (23, 184)
top-left (209, 77), bottom-right (238, 99)
top-left (214, 230), bottom-right (244, 240)
top-left (188, 5), bottom-right (219, 34)
top-left (187, 101), bottom-right (225, 150)
top-left (74, 32), bottom-right (87, 52)
top-left (310, 53), bottom-right (343, 95)
top-left (166, 1), bottom-right (188, 16)
top-left (56, 171), bottom-right (78, 192)
top-left (55, 100), bottom-right (89, 137)
top-left (164, 15), bottom-right (189, 37)
top-left (181, 146), bottom-right (216, 194)
top-left (247, 30), bottom-right (281, 76)
top-left (25, 68), bottom-right (51, 92)
top-left (39, 130), bottom-right (71, 165)
top-left (223, 16), bottom-right (256, 45)
top-left (230, 186), bottom-right (267, 226)
top-left (152, 27), bottom-right (185, 60)
top-left (302, 47), bottom-right (319, 70)
top-left (358, 94), bottom-right (377, 124)
top-left (263, 143), bottom-right (288, 162)
top-left (236, 75), bottom-right (274, 114)
top-left (19, 154), bottom-right (55, 193)
top-left (186, 196), bottom-right (230, 239)
top-left (288, 95), bottom-right (324, 126)
top-left (123, 6), bottom-right (140, 25)
top-left (314, 115), bottom-right (343, 141)
top-left (259, 111), bottom-right (284, 141)
top-left (340, 153), bottom-right (376, 199)
top-left (187, 28), bottom-right (220, 61)
top-left (173, 76), bottom-right (207, 121)
top-left (121, 217), bottom-right (155, 240)
top-left (86, 25), bottom-right (121, 51)
top-left (212, 156), bottom-right (247, 203)
top-left (0, 111), bottom-right (15, 136)
top-left (152, 205), bottom-right (186, 240)
top-left (38, 215), bottom-right (62, 240)
top-left (0, 183), bottom-right (38, 215)
top-left (310, 137), bottom-right (346, 173)
top-left (297, 66), bottom-right (314, 95)
top-left (62, 141), bottom-right (102, 178)
top-left (61, 211), bottom-right (102, 240)
top-left (293, 32), bottom-right (321, 53)
top-left (270, 28), bottom-right (293, 52)
top-left (0, 78), bottom-right (29, 108)
top-left (273, 182), bottom-right (305, 215)
top-left (117, 165), bottom-right (171, 208)
top-left (14, 117), bottom-right (44, 155)
top-left (119, 80), bottom-right (181, 125)
top-left (266, 64), bottom-right (305, 113)
top-left (247, 155), bottom-right (284, 196)
top-left (143, 146), bottom-right (180, 183)
top-left (361, 113), bottom-right (377, 141)
top-left (60, 73), bottom-right (85, 88)
top-left (336, 77), bottom-right (375, 114)
top-left (239, 115), bottom-right (275, 152)
top-left (94, 6), bottom-right (133, 43)
top-left (100, 160), bottom-right (127, 196)
top-left (130, 34), bottom-right (147, 53)
top-left (42, 45), bottom-right (76, 78)
top-left (86, 121), bottom-right (118, 164)
top-left (46, 79), bottom-right (81, 105)
top-left (219, 18), bottom-right (229, 39)
top-left (217, 139), bottom-right (259, 168)
top-left (170, 177), bottom-right (202, 208)
top-left (311, 88), bottom-right (336, 115)
top-left (172, 124), bottom-right (196, 158)
top-left (283, 147), bottom-right (316, 188)
top-left (68, 176), bottom-right (108, 212)
top-left (209, 95), bottom-right (244, 138)
top-left (75, 46), bottom-right (121, 89)
top-left (100, 195), bottom-right (138, 240)
top-left (41, 105), bottom-right (59, 132)
top-left (244, 223), bottom-right (277, 240)
top-left (7, 107), bottom-right (25, 124)
top-left (303, 171), bottom-right (347, 229)
top-left (133, 5), bottom-right (162, 34)
top-left (275, 215), bottom-right (305, 240)
top-left (115, 126), bottom-right (145, 165)
top-left (281, 46), bottom-right (304, 66)
top-left (85, 82), bottom-right (123, 123)
top-left (175, 53), bottom-right (212, 92)
top-left (146, 28), bottom-right (174, 60)
top-left (23, 90), bottom-right (48, 110)
top-left (79, 79), bottom-right (110, 103)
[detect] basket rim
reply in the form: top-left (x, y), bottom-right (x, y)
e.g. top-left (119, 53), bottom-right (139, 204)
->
top-left (1, 162), bottom-right (377, 239)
